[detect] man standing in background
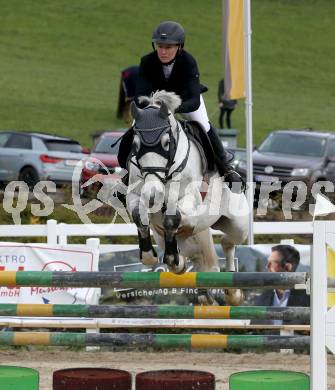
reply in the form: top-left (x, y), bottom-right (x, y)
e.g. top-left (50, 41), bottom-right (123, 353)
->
top-left (218, 78), bottom-right (237, 129)
top-left (252, 244), bottom-right (310, 325)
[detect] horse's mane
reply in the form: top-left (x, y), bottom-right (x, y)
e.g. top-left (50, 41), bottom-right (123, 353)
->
top-left (138, 90), bottom-right (182, 114)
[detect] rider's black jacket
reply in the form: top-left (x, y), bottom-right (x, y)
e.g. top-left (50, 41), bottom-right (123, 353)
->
top-left (135, 50), bottom-right (207, 113)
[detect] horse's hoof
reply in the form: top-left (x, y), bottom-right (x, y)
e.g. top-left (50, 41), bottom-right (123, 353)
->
top-left (164, 254), bottom-right (176, 267)
top-left (197, 295), bottom-right (208, 305)
top-left (141, 251), bottom-right (158, 266)
top-left (168, 255), bottom-right (186, 274)
top-left (224, 289), bottom-right (245, 306)
top-left (197, 289), bottom-right (218, 306)
top-left (163, 251), bottom-right (181, 266)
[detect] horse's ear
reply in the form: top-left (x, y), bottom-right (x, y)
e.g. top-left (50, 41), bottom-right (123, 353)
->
top-left (130, 101), bottom-right (141, 120)
top-left (159, 102), bottom-right (169, 119)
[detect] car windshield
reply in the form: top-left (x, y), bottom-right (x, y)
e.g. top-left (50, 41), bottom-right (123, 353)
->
top-left (45, 140), bottom-right (82, 153)
top-left (258, 133), bottom-right (327, 157)
top-left (94, 136), bottom-right (120, 154)
top-left (232, 149), bottom-right (246, 161)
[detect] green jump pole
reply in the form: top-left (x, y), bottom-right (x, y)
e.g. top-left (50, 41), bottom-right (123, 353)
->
top-left (0, 304), bottom-right (310, 322)
top-left (0, 331), bottom-right (310, 350)
top-left (0, 271), bottom-right (308, 289)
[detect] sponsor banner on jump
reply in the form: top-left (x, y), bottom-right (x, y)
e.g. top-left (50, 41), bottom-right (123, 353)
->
top-left (0, 243), bottom-right (99, 305)
top-left (99, 244), bottom-right (310, 304)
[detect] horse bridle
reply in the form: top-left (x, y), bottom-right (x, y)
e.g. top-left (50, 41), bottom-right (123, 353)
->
top-left (130, 116), bottom-right (191, 184)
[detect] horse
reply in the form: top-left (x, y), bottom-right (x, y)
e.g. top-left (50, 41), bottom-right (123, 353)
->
top-left (125, 90), bottom-right (249, 304)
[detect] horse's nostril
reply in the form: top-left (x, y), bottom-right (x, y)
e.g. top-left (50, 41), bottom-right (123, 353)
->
top-left (149, 191), bottom-right (156, 208)
top-left (149, 187), bottom-right (164, 207)
top-left (141, 182), bottom-right (165, 212)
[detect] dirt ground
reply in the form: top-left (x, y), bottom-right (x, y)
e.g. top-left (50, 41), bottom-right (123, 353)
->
top-left (0, 349), bottom-right (334, 389)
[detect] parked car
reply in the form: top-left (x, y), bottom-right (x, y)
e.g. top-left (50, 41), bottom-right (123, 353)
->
top-left (229, 147), bottom-right (246, 174)
top-left (238, 129), bottom-right (335, 191)
top-left (80, 131), bottom-right (124, 197)
top-left (0, 131), bottom-right (88, 188)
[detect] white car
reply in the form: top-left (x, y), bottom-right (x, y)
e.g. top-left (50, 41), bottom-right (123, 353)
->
top-left (0, 131), bottom-right (88, 188)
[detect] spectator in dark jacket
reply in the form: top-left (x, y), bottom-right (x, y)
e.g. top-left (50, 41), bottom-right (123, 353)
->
top-left (117, 65), bottom-right (139, 124)
top-left (251, 244), bottom-right (310, 325)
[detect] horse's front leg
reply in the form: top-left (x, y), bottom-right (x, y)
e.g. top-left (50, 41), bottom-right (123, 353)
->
top-left (132, 206), bottom-right (158, 266)
top-left (162, 209), bottom-right (186, 274)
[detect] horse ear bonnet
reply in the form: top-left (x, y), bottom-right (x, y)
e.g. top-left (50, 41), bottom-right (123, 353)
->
top-left (134, 106), bottom-right (170, 145)
top-left (130, 101), bottom-right (141, 120)
top-left (159, 102), bottom-right (169, 119)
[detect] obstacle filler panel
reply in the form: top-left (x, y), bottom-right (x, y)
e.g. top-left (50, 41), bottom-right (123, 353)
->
top-left (0, 366), bottom-right (39, 389)
top-left (136, 370), bottom-right (215, 390)
top-left (229, 370), bottom-right (309, 389)
top-left (53, 368), bottom-right (131, 390)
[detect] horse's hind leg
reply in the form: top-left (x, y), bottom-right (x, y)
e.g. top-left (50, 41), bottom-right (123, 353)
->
top-left (216, 214), bottom-right (248, 306)
top-left (221, 240), bottom-right (236, 272)
top-left (132, 206), bottom-right (158, 266)
top-left (192, 230), bottom-right (219, 305)
top-left (193, 229), bottom-right (219, 272)
top-left (220, 239), bottom-right (244, 306)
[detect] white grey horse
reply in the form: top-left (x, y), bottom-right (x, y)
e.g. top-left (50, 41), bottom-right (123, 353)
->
top-left (126, 91), bottom-right (249, 304)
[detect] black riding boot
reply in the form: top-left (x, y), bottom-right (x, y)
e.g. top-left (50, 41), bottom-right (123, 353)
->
top-left (207, 125), bottom-right (245, 193)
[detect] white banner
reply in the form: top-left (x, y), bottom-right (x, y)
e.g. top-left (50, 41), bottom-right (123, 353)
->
top-left (0, 243), bottom-right (100, 305)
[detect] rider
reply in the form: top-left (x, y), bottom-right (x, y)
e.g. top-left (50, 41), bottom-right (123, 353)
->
top-left (119, 20), bottom-right (243, 190)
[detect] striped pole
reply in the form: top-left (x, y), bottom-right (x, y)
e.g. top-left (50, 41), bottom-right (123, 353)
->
top-left (0, 304), bottom-right (310, 322)
top-left (0, 271), bottom-right (309, 289)
top-left (0, 331), bottom-right (310, 350)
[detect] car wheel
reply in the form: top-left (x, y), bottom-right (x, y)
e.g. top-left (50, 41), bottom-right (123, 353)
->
top-left (19, 167), bottom-right (39, 190)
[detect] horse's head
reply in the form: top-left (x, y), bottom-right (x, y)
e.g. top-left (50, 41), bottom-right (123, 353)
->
top-left (129, 91), bottom-right (183, 210)
top-left (130, 91), bottom-right (182, 185)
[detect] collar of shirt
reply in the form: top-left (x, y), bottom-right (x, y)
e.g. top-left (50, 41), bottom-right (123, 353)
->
top-left (162, 61), bottom-right (175, 79)
top-left (272, 289), bottom-right (291, 307)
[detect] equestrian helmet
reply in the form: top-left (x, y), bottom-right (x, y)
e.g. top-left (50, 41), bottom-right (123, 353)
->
top-left (152, 21), bottom-right (185, 47)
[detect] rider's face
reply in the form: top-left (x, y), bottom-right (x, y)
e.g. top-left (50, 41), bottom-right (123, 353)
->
top-left (155, 43), bottom-right (179, 64)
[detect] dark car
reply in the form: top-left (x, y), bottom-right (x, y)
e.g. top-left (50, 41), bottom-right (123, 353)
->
top-left (229, 147), bottom-right (246, 174)
top-left (80, 131), bottom-right (124, 197)
top-left (238, 130), bottom-right (335, 192)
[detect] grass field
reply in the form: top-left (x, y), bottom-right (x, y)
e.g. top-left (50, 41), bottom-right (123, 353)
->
top-left (0, 0), bottom-right (334, 147)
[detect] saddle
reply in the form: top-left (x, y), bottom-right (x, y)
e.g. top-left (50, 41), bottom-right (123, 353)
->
top-left (181, 121), bottom-right (215, 174)
top-left (117, 121), bottom-right (215, 175)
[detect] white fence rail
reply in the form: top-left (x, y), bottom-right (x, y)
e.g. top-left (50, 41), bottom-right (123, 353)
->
top-left (0, 219), bottom-right (314, 246)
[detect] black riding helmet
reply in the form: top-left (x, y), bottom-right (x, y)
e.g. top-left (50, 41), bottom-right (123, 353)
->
top-left (152, 21), bottom-right (185, 48)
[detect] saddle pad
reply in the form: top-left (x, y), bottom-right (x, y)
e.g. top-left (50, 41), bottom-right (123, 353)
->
top-left (183, 121), bottom-right (215, 172)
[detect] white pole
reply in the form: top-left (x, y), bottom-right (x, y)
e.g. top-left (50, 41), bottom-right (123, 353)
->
top-left (244, 0), bottom-right (254, 245)
top-left (46, 219), bottom-right (58, 245)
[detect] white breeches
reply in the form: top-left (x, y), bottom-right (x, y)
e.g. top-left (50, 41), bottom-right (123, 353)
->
top-left (180, 95), bottom-right (211, 132)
